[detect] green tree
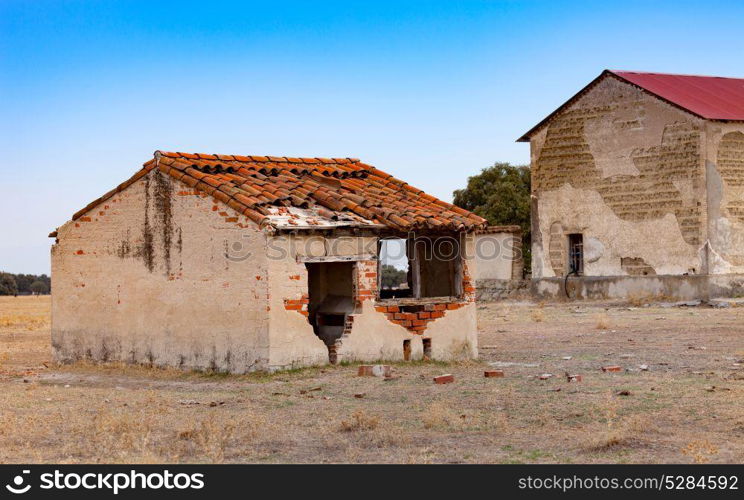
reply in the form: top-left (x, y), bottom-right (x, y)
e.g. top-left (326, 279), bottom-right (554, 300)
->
top-left (30, 280), bottom-right (49, 295)
top-left (453, 162), bottom-right (531, 273)
top-left (380, 264), bottom-right (407, 289)
top-left (0, 273), bottom-right (18, 296)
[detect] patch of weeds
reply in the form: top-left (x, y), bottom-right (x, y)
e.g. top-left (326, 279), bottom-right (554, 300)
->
top-left (421, 402), bottom-right (461, 430)
top-left (339, 411), bottom-right (379, 432)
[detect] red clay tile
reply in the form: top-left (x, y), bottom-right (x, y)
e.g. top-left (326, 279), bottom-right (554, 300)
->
top-left (66, 150), bottom-right (487, 232)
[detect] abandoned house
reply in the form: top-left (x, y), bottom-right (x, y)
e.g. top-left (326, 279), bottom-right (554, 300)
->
top-left (519, 69), bottom-right (744, 300)
top-left (49, 151), bottom-right (487, 372)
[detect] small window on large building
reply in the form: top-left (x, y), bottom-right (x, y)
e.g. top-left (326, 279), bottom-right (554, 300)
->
top-left (567, 233), bottom-right (584, 275)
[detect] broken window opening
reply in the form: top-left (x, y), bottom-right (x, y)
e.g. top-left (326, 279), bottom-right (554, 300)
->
top-left (378, 235), bottom-right (463, 300)
top-left (306, 262), bottom-right (355, 363)
top-left (378, 238), bottom-right (412, 299)
top-left (411, 235), bottom-right (461, 298)
top-left (568, 234), bottom-right (584, 275)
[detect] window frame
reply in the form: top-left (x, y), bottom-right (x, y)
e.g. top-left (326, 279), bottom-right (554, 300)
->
top-left (377, 234), bottom-right (464, 300)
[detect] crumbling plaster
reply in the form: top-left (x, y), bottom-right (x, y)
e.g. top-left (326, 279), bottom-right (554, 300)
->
top-left (53, 170), bottom-right (478, 372)
top-left (531, 75), bottom-right (707, 278)
top-left (52, 170), bottom-right (271, 372)
top-left (705, 123), bottom-right (744, 274)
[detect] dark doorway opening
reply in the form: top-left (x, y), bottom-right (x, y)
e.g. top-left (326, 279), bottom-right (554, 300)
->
top-left (306, 262), bottom-right (355, 363)
top-left (403, 339), bottom-right (411, 361)
top-left (422, 338), bottom-right (432, 359)
top-left (568, 233), bottom-right (584, 275)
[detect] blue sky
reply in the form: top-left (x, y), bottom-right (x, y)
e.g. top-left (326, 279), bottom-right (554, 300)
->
top-left (2, 0), bottom-right (744, 274)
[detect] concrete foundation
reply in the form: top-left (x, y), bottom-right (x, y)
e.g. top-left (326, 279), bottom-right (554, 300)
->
top-left (531, 274), bottom-right (744, 302)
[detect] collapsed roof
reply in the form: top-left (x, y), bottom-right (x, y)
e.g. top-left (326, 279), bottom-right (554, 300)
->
top-left (67, 151), bottom-right (487, 233)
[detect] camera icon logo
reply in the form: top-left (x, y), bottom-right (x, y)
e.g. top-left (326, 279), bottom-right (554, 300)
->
top-left (6, 470), bottom-right (31, 494)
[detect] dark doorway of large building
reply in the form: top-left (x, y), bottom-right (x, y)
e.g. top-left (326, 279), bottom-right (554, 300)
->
top-left (306, 262), bottom-right (355, 363)
top-left (568, 233), bottom-right (584, 275)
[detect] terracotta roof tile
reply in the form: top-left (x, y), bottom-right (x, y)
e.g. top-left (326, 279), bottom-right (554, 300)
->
top-left (68, 151), bottom-right (486, 231)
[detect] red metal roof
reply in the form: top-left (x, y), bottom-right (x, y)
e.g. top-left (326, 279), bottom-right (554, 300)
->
top-left (613, 70), bottom-right (744, 120)
top-left (518, 70), bottom-right (744, 141)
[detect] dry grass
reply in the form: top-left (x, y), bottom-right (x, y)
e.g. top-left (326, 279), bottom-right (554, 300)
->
top-left (584, 392), bottom-right (657, 450)
top-left (530, 309), bottom-right (545, 322)
top-left (681, 440), bottom-right (720, 464)
top-left (0, 314), bottom-right (48, 330)
top-left (0, 296), bottom-right (743, 463)
top-left (594, 312), bottom-right (612, 330)
top-left (340, 411), bottom-right (380, 432)
top-left (421, 402), bottom-right (461, 430)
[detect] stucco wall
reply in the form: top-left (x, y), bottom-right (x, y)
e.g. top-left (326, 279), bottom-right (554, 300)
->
top-left (52, 169), bottom-right (271, 372)
top-left (705, 122), bottom-right (744, 274)
top-left (530, 75), bottom-right (707, 279)
top-left (265, 233), bottom-right (369, 370)
top-left (267, 232), bottom-right (478, 368)
top-left (53, 171), bottom-right (479, 371)
top-left (473, 232), bottom-right (521, 280)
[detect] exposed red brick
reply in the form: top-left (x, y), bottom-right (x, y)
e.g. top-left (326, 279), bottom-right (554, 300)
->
top-left (484, 370), bottom-right (504, 378)
top-left (358, 365), bottom-right (392, 377)
top-left (289, 275), bottom-right (301, 280)
top-left (601, 366), bottom-right (622, 373)
top-left (433, 374), bottom-right (454, 384)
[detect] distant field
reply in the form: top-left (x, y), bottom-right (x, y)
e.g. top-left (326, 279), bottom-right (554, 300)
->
top-left (0, 295), bottom-right (742, 463)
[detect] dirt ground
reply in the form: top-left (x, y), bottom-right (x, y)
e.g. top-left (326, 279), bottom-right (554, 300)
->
top-left (0, 295), bottom-right (742, 464)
